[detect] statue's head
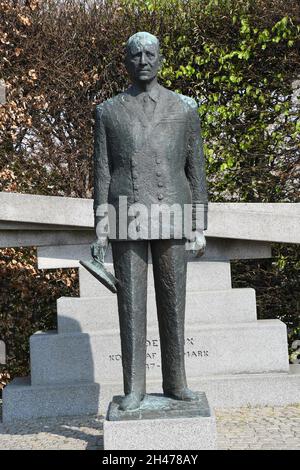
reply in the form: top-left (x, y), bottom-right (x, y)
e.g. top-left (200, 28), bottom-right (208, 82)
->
top-left (125, 32), bottom-right (161, 84)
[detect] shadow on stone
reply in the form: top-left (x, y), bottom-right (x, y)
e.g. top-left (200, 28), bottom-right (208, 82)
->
top-left (2, 315), bottom-right (101, 426)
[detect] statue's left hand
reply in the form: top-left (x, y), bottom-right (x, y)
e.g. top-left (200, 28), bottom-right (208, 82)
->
top-left (90, 236), bottom-right (108, 264)
top-left (186, 231), bottom-right (206, 256)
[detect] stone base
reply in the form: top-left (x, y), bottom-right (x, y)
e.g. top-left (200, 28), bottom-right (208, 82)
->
top-left (3, 366), bottom-right (300, 422)
top-left (104, 392), bottom-right (217, 450)
top-left (2, 377), bottom-right (100, 423)
top-left (98, 365), bottom-right (300, 414)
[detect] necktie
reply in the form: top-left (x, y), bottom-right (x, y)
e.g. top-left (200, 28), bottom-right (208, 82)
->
top-left (142, 93), bottom-right (154, 120)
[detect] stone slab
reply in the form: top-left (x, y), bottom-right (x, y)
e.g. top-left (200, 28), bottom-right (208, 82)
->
top-left (1, 201), bottom-right (298, 248)
top-left (0, 340), bottom-right (6, 364)
top-left (0, 230), bottom-right (93, 248)
top-left (205, 203), bottom-right (300, 244)
top-left (30, 320), bottom-right (289, 386)
top-left (37, 243), bottom-right (97, 269)
top-left (3, 366), bottom-right (300, 421)
top-left (1, 193), bottom-right (299, 243)
top-left (0, 192), bottom-right (93, 227)
top-left (79, 261), bottom-right (232, 297)
top-left (2, 377), bottom-right (100, 423)
top-left (37, 239), bottom-right (272, 269)
top-left (57, 288), bottom-right (257, 333)
top-left (201, 238), bottom-right (271, 261)
top-left (104, 392), bottom-right (217, 450)
top-left (190, 364), bottom-right (300, 408)
top-left (0, 221), bottom-right (89, 231)
top-left (99, 364), bottom-right (300, 414)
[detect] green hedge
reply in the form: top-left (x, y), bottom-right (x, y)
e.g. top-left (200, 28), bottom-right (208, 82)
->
top-left (0, 248), bottom-right (79, 392)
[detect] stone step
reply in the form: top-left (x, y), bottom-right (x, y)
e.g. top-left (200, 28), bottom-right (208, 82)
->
top-left (79, 261), bottom-right (232, 297)
top-left (30, 320), bottom-right (289, 386)
top-left (36, 238), bottom-right (272, 269)
top-left (3, 365), bottom-right (300, 422)
top-left (98, 364), bottom-right (300, 414)
top-left (57, 288), bottom-right (257, 333)
top-left (2, 377), bottom-right (100, 422)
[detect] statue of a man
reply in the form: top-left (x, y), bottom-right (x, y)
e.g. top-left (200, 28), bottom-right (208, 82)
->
top-left (91, 32), bottom-right (208, 411)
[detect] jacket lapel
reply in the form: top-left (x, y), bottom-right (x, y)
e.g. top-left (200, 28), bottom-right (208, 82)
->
top-left (120, 92), bottom-right (148, 127)
top-left (120, 85), bottom-right (180, 128)
top-left (152, 86), bottom-right (180, 127)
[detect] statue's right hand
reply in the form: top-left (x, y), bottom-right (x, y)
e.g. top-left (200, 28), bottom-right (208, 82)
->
top-left (90, 237), bottom-right (108, 264)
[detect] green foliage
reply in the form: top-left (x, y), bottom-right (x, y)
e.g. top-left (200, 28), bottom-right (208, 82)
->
top-left (157, 4), bottom-right (300, 202)
top-left (0, 0), bottom-right (299, 201)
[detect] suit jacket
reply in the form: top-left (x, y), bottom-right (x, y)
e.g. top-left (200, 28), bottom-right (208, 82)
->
top-left (93, 83), bottom-right (208, 240)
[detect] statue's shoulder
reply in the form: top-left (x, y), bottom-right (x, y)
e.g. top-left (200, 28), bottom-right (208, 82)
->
top-left (167, 88), bottom-right (198, 111)
top-left (95, 101), bottom-right (106, 119)
top-left (95, 93), bottom-right (124, 117)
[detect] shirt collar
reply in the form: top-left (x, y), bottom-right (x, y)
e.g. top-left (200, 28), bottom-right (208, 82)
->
top-left (128, 83), bottom-right (160, 102)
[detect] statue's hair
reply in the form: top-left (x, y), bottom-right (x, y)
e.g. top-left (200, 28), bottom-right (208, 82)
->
top-left (126, 32), bottom-right (159, 54)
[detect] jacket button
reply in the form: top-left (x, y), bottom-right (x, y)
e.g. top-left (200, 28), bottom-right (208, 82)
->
top-left (132, 161), bottom-right (137, 167)
top-left (156, 171), bottom-right (162, 177)
top-left (134, 184), bottom-right (139, 190)
top-left (156, 158), bottom-right (161, 164)
top-left (132, 173), bottom-right (138, 180)
top-left (158, 182), bottom-right (164, 187)
top-left (158, 194), bottom-right (164, 200)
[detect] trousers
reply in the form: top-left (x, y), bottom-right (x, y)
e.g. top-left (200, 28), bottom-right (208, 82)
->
top-left (111, 239), bottom-right (188, 395)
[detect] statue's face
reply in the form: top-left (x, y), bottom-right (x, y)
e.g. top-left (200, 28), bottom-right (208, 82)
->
top-left (126, 38), bottom-right (160, 83)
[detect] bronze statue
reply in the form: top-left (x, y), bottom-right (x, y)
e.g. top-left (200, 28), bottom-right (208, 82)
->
top-left (91, 32), bottom-right (208, 411)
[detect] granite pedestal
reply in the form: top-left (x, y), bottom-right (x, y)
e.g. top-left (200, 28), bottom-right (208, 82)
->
top-left (3, 256), bottom-right (300, 422)
top-left (104, 392), bottom-right (217, 450)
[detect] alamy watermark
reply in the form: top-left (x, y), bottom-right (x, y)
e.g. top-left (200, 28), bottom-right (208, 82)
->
top-left (95, 197), bottom-right (206, 243)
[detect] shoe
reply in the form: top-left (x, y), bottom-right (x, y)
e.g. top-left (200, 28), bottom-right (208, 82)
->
top-left (118, 391), bottom-right (144, 411)
top-left (163, 387), bottom-right (198, 401)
